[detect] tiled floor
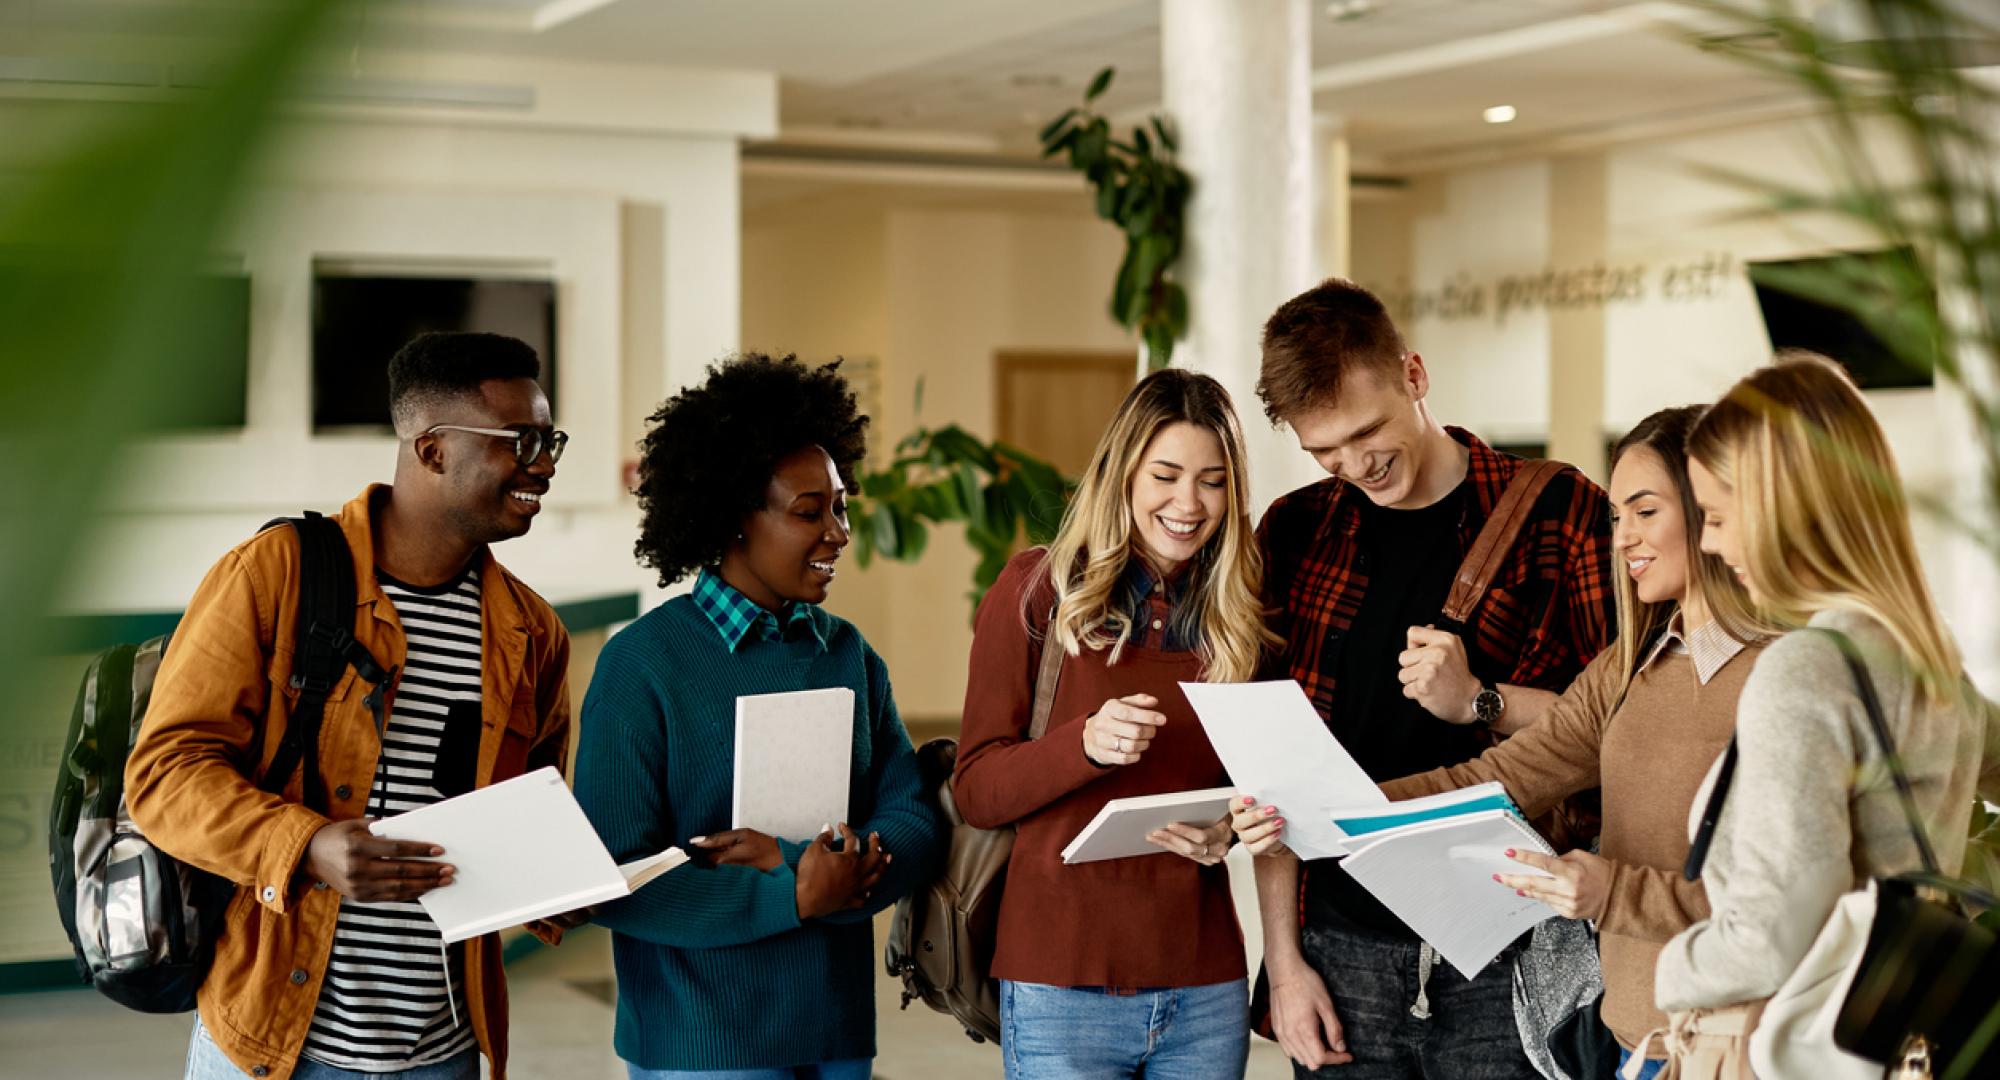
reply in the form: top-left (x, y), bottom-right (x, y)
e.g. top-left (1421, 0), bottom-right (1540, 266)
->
top-left (4, 913), bottom-right (1296, 1078)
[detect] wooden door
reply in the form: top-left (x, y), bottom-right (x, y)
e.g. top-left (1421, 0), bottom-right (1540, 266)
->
top-left (994, 350), bottom-right (1137, 478)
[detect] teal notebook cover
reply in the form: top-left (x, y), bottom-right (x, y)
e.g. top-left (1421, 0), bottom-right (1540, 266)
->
top-left (1331, 793), bottom-right (1518, 838)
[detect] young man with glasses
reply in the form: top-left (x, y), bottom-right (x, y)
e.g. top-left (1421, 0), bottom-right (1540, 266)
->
top-left (126, 331), bottom-right (578, 1080)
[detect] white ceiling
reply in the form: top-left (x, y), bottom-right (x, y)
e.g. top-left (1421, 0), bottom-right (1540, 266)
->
top-left (2, 0), bottom-right (1808, 172)
top-left (364, 0), bottom-right (1802, 169)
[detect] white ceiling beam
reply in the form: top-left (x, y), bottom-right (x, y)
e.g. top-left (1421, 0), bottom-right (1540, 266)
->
top-left (1311, 1), bottom-right (1717, 92)
top-left (743, 156), bottom-right (1082, 193)
top-left (533, 0), bottom-right (628, 33)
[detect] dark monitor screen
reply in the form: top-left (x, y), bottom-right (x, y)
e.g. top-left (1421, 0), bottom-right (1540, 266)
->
top-left (1748, 247), bottom-right (1936, 390)
top-left (312, 275), bottom-right (557, 430)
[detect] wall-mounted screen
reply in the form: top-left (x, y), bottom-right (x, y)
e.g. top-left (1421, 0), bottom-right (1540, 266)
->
top-left (312, 272), bottom-right (557, 431)
top-left (1748, 247), bottom-right (1936, 390)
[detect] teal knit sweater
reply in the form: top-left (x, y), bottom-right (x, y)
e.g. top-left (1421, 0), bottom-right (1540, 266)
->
top-left (574, 595), bottom-right (944, 1070)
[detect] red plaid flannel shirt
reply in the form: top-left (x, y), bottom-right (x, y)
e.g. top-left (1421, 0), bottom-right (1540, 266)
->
top-left (1257, 428), bottom-right (1615, 717)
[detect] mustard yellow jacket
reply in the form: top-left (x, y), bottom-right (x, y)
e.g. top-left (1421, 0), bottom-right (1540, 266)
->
top-left (124, 485), bottom-right (572, 1080)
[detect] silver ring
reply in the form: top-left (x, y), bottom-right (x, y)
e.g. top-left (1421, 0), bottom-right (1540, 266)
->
top-left (1117, 736), bottom-right (1128, 753)
top-left (1198, 843), bottom-right (1209, 857)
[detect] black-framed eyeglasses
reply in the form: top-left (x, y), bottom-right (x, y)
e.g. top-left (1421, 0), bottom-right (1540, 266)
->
top-left (424, 424), bottom-right (568, 465)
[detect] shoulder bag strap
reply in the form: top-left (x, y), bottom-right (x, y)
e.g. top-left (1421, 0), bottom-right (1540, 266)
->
top-left (1440, 459), bottom-right (1566, 627)
top-left (1685, 628), bottom-right (1952, 883)
top-left (1683, 737), bottom-right (1739, 881)
top-left (1819, 629), bottom-right (1943, 876)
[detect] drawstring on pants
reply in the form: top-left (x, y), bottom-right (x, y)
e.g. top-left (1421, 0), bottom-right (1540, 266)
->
top-left (1409, 941), bottom-right (1438, 1019)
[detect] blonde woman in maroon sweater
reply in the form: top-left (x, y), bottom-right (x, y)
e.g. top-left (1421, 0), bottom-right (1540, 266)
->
top-left (953, 368), bottom-right (1279, 1080)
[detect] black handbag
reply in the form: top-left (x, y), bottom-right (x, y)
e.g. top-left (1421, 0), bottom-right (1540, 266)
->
top-left (1547, 992), bottom-right (1622, 1080)
top-left (1685, 630), bottom-right (1999, 1078)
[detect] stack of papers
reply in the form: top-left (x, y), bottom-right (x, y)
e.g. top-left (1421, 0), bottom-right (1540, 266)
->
top-left (1327, 783), bottom-right (1557, 976)
top-left (371, 767), bottom-right (689, 943)
top-left (1179, 680), bottom-right (1384, 860)
top-left (1061, 786), bottom-right (1236, 864)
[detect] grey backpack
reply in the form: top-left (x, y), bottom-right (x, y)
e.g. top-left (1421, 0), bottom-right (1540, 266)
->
top-left (47, 513), bottom-right (390, 1012)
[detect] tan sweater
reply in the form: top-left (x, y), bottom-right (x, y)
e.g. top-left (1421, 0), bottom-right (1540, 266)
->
top-left (1383, 636), bottom-right (1763, 1050)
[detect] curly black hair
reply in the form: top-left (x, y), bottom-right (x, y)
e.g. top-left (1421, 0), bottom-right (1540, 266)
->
top-left (634, 353), bottom-right (869, 587)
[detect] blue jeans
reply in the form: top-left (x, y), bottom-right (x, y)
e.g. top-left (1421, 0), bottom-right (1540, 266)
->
top-left (1615, 1047), bottom-right (1664, 1080)
top-left (1293, 925), bottom-right (1536, 1080)
top-left (623, 1061), bottom-right (872, 1080)
top-left (1000, 978), bottom-right (1250, 1080)
top-left (185, 1016), bottom-right (479, 1080)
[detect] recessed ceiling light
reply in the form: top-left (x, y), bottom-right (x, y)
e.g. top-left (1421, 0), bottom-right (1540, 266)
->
top-left (1483, 105), bottom-right (1518, 124)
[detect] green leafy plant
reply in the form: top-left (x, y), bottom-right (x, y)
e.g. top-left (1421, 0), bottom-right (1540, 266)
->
top-left (1039, 66), bottom-right (1192, 370)
top-left (1, 0), bottom-right (350, 690)
top-left (848, 422), bottom-right (1074, 613)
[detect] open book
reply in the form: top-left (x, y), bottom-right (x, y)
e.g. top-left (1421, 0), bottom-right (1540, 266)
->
top-left (1326, 785), bottom-right (1558, 976)
top-left (1061, 786), bottom-right (1236, 864)
top-left (370, 766), bottom-right (688, 943)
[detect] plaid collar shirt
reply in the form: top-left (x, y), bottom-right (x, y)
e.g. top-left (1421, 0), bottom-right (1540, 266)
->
top-left (1256, 427), bottom-right (1615, 720)
top-left (691, 567), bottom-right (828, 653)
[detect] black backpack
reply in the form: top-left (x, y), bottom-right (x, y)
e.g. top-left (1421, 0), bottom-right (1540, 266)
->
top-left (48, 512), bottom-right (392, 1012)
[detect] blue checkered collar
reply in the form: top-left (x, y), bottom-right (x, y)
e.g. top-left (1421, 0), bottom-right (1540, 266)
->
top-left (691, 567), bottom-right (827, 654)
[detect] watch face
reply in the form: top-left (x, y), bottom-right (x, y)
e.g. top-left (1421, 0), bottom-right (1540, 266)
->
top-left (1474, 688), bottom-right (1504, 724)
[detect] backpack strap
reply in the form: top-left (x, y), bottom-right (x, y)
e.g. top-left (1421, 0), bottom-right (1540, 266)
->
top-left (1026, 597), bottom-right (1065, 740)
top-left (1439, 459), bottom-right (1566, 628)
top-left (258, 512), bottom-right (391, 814)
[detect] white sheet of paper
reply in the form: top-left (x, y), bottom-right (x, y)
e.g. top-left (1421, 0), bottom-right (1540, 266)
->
top-left (1338, 809), bottom-right (1556, 975)
top-left (369, 767), bottom-right (688, 943)
top-left (1060, 786), bottom-right (1237, 864)
top-left (1179, 680), bottom-right (1384, 860)
top-left (732, 687), bottom-right (855, 842)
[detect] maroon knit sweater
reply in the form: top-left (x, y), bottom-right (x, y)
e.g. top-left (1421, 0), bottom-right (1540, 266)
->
top-left (952, 549), bottom-right (1245, 989)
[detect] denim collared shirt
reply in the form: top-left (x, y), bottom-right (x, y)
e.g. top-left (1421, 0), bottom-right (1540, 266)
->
top-left (1112, 557), bottom-right (1200, 653)
top-left (690, 567), bottom-right (828, 653)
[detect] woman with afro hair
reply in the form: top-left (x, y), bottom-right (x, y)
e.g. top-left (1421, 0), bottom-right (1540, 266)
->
top-left (574, 353), bottom-right (944, 1080)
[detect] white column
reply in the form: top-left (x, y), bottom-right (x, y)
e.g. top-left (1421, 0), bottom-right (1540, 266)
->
top-left (1162, 0), bottom-right (1323, 519)
top-left (1315, 115), bottom-right (1352, 281)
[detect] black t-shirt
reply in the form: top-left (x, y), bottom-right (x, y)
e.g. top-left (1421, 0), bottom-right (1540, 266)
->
top-left (1302, 480), bottom-right (1490, 938)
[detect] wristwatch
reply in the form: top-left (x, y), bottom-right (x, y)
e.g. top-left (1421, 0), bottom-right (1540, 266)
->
top-left (1471, 682), bottom-right (1506, 726)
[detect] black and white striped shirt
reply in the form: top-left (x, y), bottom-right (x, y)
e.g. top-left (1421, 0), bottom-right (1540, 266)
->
top-left (302, 565), bottom-right (484, 1071)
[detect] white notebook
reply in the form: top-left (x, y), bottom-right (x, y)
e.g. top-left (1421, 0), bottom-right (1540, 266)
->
top-left (1061, 786), bottom-right (1237, 864)
top-left (369, 766), bottom-right (688, 943)
top-left (732, 687), bottom-right (855, 842)
top-left (1337, 808), bottom-right (1556, 976)
top-left (1179, 679), bottom-right (1385, 860)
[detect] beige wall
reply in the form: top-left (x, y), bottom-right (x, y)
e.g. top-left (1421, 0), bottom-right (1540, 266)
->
top-left (743, 190), bottom-right (1130, 722)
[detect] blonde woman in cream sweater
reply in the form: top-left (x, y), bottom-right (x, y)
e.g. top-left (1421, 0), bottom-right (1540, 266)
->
top-left (1651, 354), bottom-right (1993, 1073)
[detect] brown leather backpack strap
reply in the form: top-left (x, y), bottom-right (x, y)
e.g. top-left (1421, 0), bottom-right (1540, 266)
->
top-left (1027, 598), bottom-right (1065, 739)
top-left (1440, 459), bottom-right (1566, 626)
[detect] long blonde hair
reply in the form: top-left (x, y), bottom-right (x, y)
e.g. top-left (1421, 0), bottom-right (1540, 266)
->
top-left (1687, 351), bottom-right (1961, 699)
top-left (1036, 368), bottom-right (1279, 682)
top-left (1607, 406), bottom-right (1777, 699)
